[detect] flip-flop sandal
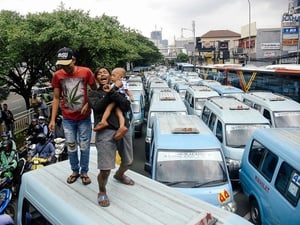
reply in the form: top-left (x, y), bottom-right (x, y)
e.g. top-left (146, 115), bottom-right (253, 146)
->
top-left (67, 174), bottom-right (80, 184)
top-left (113, 174), bottom-right (135, 185)
top-left (98, 193), bottom-right (110, 207)
top-left (81, 175), bottom-right (91, 185)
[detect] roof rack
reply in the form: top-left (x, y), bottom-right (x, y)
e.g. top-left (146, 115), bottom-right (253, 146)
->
top-left (159, 92), bottom-right (176, 100)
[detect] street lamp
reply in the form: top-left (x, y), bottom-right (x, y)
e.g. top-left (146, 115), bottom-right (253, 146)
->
top-left (247, 0), bottom-right (251, 64)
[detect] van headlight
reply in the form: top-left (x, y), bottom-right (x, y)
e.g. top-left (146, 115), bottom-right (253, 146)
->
top-left (227, 159), bottom-right (241, 172)
top-left (221, 200), bottom-right (237, 213)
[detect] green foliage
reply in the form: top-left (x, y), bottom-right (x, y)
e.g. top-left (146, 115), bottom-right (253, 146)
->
top-left (177, 52), bottom-right (189, 63)
top-left (0, 9), bottom-right (162, 108)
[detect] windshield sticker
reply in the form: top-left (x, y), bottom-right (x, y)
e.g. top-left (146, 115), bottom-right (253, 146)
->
top-left (157, 151), bottom-right (222, 162)
top-left (288, 182), bottom-right (299, 197)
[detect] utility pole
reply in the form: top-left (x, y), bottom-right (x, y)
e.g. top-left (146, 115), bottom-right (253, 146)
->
top-left (192, 20), bottom-right (196, 65)
top-left (247, 0), bottom-right (251, 64)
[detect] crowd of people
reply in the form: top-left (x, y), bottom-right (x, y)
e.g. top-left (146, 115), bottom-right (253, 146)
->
top-left (47, 47), bottom-right (135, 207)
top-left (0, 46), bottom-right (135, 225)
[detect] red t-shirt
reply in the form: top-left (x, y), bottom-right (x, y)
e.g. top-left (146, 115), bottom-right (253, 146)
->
top-left (52, 66), bottom-right (95, 120)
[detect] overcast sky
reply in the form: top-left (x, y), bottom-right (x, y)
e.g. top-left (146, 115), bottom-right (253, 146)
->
top-left (1, 0), bottom-right (289, 43)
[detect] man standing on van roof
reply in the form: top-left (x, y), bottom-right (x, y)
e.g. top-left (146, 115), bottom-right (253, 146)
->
top-left (49, 47), bottom-right (97, 185)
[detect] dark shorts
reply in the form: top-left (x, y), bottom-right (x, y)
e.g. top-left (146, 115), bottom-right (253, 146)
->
top-left (95, 129), bottom-right (133, 170)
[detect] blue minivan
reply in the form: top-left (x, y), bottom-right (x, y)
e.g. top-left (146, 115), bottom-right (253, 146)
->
top-left (146, 114), bottom-right (236, 212)
top-left (240, 128), bottom-right (300, 225)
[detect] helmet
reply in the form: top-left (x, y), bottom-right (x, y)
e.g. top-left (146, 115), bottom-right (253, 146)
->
top-left (2, 140), bottom-right (12, 152)
top-left (1, 132), bottom-right (9, 140)
top-left (33, 124), bottom-right (42, 134)
top-left (36, 133), bottom-right (47, 145)
top-left (31, 118), bottom-right (38, 124)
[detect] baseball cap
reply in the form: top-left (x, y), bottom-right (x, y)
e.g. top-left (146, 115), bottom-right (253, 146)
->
top-left (56, 47), bottom-right (74, 65)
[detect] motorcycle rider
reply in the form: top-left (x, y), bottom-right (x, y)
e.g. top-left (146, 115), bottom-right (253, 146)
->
top-left (27, 133), bottom-right (56, 165)
top-left (26, 118), bottom-right (38, 136)
top-left (0, 132), bottom-right (16, 151)
top-left (0, 140), bottom-right (18, 181)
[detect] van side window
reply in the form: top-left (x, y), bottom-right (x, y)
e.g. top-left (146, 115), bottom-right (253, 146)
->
top-left (201, 107), bottom-right (211, 124)
top-left (243, 99), bottom-right (252, 107)
top-left (253, 103), bottom-right (261, 111)
top-left (249, 140), bottom-right (265, 169)
top-left (190, 97), bottom-right (194, 107)
top-left (208, 113), bottom-right (216, 131)
top-left (263, 109), bottom-right (272, 126)
top-left (261, 151), bottom-right (278, 181)
top-left (275, 162), bottom-right (300, 206)
top-left (22, 198), bottom-right (52, 225)
top-left (216, 120), bottom-right (223, 143)
top-left (249, 141), bottom-right (278, 181)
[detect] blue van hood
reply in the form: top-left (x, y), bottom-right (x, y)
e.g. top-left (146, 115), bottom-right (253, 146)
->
top-left (173, 183), bottom-right (233, 207)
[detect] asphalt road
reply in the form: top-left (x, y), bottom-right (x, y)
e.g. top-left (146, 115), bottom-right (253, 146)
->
top-left (3, 92), bottom-right (27, 116)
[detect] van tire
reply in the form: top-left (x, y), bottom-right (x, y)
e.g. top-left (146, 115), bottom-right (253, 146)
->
top-left (250, 198), bottom-right (261, 225)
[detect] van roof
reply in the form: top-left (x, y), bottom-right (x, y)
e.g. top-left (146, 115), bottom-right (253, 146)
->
top-left (252, 128), bottom-right (300, 169)
top-left (243, 91), bottom-right (300, 111)
top-left (154, 114), bottom-right (221, 149)
top-left (186, 85), bottom-right (219, 98)
top-left (150, 89), bottom-right (187, 112)
top-left (204, 96), bottom-right (270, 124)
top-left (210, 85), bottom-right (244, 95)
top-left (18, 147), bottom-right (251, 225)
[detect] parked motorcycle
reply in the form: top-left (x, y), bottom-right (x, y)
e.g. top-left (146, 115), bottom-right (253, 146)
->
top-left (0, 188), bottom-right (14, 220)
top-left (26, 156), bottom-right (48, 170)
top-left (53, 138), bottom-right (68, 162)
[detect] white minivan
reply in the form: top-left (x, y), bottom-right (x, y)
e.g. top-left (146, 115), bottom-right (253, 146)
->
top-left (242, 91), bottom-right (300, 128)
top-left (201, 96), bottom-right (270, 181)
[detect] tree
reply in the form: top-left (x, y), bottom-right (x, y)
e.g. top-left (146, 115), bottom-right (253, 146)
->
top-left (0, 9), bottom-right (162, 109)
top-left (176, 52), bottom-right (189, 63)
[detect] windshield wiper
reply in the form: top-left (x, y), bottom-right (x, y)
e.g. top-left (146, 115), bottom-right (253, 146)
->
top-left (159, 180), bottom-right (194, 186)
top-left (192, 179), bottom-right (226, 188)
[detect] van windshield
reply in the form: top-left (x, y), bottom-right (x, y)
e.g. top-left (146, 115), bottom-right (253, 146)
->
top-left (273, 111), bottom-right (300, 128)
top-left (225, 124), bottom-right (270, 147)
top-left (155, 150), bottom-right (228, 188)
top-left (195, 98), bottom-right (206, 110)
top-left (149, 111), bottom-right (186, 128)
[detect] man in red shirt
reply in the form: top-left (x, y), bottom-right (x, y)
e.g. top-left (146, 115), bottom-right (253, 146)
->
top-left (49, 47), bottom-right (97, 185)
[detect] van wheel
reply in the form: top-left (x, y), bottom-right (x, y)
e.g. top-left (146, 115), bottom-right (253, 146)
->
top-left (250, 198), bottom-right (261, 225)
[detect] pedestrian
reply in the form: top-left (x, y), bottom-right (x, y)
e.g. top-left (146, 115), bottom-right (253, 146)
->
top-left (39, 94), bottom-right (48, 119)
top-left (48, 47), bottom-right (97, 185)
top-left (88, 67), bottom-right (134, 207)
top-left (2, 104), bottom-right (15, 139)
top-left (30, 93), bottom-right (41, 116)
